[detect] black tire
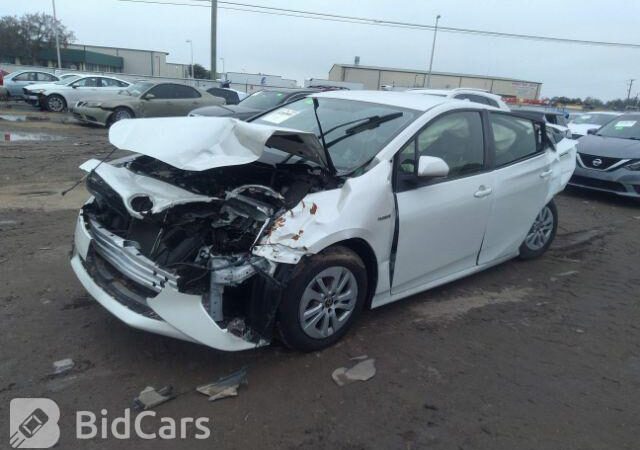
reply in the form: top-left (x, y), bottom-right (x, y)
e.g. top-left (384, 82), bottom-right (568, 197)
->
top-left (46, 94), bottom-right (67, 112)
top-left (108, 107), bottom-right (134, 126)
top-left (518, 199), bottom-right (558, 260)
top-left (277, 246), bottom-right (367, 352)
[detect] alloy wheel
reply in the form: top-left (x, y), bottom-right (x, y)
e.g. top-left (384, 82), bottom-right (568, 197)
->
top-left (298, 266), bottom-right (358, 339)
top-left (47, 96), bottom-right (65, 112)
top-left (525, 205), bottom-right (554, 250)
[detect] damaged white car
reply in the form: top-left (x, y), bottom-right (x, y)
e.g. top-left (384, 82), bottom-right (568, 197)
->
top-left (70, 91), bottom-right (576, 352)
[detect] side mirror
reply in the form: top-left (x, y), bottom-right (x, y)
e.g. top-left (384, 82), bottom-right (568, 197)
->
top-left (417, 155), bottom-right (449, 178)
top-left (143, 93), bottom-right (155, 100)
top-left (587, 128), bottom-right (597, 135)
top-left (71, 85), bottom-right (77, 89)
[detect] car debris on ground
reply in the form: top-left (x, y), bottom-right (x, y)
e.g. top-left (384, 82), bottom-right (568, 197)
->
top-left (332, 356), bottom-right (376, 386)
top-left (52, 358), bottom-right (75, 375)
top-left (196, 367), bottom-right (248, 401)
top-left (132, 386), bottom-right (175, 410)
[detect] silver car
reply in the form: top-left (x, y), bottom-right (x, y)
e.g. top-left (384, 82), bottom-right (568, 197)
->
top-left (3, 70), bottom-right (59, 98)
top-left (569, 113), bottom-right (640, 198)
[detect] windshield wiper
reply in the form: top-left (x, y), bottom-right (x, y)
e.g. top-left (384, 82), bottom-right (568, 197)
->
top-left (325, 112), bottom-right (404, 148)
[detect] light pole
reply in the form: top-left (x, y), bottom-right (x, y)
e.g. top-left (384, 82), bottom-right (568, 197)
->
top-left (426, 14), bottom-right (441, 88)
top-left (51, 0), bottom-right (62, 69)
top-left (186, 39), bottom-right (194, 78)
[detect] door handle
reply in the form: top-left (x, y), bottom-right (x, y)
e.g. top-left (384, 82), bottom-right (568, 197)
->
top-left (474, 185), bottom-right (492, 198)
top-left (540, 169), bottom-right (553, 178)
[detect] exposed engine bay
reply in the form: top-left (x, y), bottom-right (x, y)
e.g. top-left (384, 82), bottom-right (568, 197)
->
top-left (81, 154), bottom-right (341, 343)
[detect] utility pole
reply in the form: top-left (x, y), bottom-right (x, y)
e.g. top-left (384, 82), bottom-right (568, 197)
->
top-left (186, 39), bottom-right (194, 78)
top-left (627, 79), bottom-right (635, 100)
top-left (426, 14), bottom-right (441, 88)
top-left (51, 0), bottom-right (62, 69)
top-left (210, 0), bottom-right (217, 80)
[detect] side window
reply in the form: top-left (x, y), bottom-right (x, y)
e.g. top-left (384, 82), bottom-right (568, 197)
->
top-left (72, 77), bottom-right (99, 87)
top-left (417, 111), bottom-right (485, 178)
top-left (100, 78), bottom-right (120, 87)
top-left (147, 84), bottom-right (174, 99)
top-left (455, 93), bottom-right (489, 106)
top-left (207, 87), bottom-right (237, 104)
top-left (490, 113), bottom-right (541, 167)
top-left (14, 72), bottom-right (37, 81)
top-left (484, 97), bottom-right (499, 108)
top-left (171, 85), bottom-right (201, 98)
top-left (37, 73), bottom-right (57, 82)
top-left (395, 111), bottom-right (485, 189)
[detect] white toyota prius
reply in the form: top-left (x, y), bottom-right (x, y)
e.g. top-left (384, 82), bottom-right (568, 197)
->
top-left (70, 90), bottom-right (577, 352)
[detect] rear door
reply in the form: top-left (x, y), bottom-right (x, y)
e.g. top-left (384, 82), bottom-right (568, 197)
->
top-left (171, 84), bottom-right (205, 114)
top-left (477, 112), bottom-right (554, 265)
top-left (392, 110), bottom-right (494, 294)
top-left (67, 77), bottom-right (101, 103)
top-left (9, 72), bottom-right (38, 96)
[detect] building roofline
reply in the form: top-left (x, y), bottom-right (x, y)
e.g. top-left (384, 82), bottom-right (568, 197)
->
top-left (68, 43), bottom-right (170, 55)
top-left (330, 63), bottom-right (541, 85)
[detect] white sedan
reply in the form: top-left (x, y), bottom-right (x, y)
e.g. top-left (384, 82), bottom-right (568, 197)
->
top-left (25, 75), bottom-right (130, 112)
top-left (70, 91), bottom-right (576, 352)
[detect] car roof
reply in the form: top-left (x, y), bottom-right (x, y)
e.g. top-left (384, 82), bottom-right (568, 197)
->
top-left (8, 70), bottom-right (57, 78)
top-left (312, 89), bottom-right (457, 111)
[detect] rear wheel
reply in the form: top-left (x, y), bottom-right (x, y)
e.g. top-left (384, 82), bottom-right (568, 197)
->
top-left (46, 94), bottom-right (66, 112)
top-left (519, 200), bottom-right (558, 259)
top-left (277, 246), bottom-right (367, 352)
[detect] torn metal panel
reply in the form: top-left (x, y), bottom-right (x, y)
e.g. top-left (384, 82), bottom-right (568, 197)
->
top-left (108, 116), bottom-right (329, 171)
top-left (80, 158), bottom-right (216, 219)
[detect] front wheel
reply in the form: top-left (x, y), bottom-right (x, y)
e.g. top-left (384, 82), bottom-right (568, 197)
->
top-left (46, 94), bottom-right (67, 112)
top-left (277, 246), bottom-right (367, 352)
top-left (108, 107), bottom-right (134, 126)
top-left (519, 200), bottom-right (558, 259)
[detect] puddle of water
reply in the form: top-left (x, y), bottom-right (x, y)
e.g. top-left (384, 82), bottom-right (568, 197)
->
top-left (0, 115), bottom-right (27, 122)
top-left (0, 131), bottom-right (64, 142)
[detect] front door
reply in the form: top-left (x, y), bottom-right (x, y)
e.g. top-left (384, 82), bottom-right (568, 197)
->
top-left (478, 112), bottom-right (554, 264)
top-left (391, 110), bottom-right (494, 295)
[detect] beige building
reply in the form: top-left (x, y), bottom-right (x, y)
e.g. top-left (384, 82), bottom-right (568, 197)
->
top-left (328, 63), bottom-right (542, 100)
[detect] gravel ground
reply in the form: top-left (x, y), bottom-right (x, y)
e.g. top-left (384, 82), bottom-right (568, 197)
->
top-left (1, 103), bottom-right (638, 449)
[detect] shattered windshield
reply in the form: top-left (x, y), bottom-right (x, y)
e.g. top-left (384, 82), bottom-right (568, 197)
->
top-left (252, 97), bottom-right (419, 173)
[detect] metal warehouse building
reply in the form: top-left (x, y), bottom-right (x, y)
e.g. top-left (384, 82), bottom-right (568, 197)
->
top-left (329, 64), bottom-right (542, 100)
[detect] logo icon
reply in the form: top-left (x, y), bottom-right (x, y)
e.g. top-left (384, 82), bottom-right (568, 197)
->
top-left (10, 399), bottom-right (60, 448)
top-left (592, 158), bottom-right (603, 167)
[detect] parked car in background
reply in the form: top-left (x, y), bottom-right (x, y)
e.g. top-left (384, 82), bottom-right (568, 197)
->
top-left (569, 113), bottom-right (640, 198)
top-left (25, 75), bottom-right (131, 112)
top-left (22, 74), bottom-right (85, 106)
top-left (189, 87), bottom-right (318, 119)
top-left (72, 81), bottom-right (225, 127)
top-left (70, 91), bottom-right (575, 352)
top-left (568, 112), bottom-right (620, 139)
top-left (407, 88), bottom-right (510, 111)
top-left (206, 87), bottom-right (247, 105)
top-left (3, 70), bottom-right (59, 98)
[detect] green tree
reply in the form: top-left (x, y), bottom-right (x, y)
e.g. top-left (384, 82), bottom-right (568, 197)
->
top-left (190, 63), bottom-right (211, 79)
top-left (0, 13), bottom-right (75, 64)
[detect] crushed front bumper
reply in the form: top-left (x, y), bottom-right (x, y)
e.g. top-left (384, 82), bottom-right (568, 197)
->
top-left (70, 211), bottom-right (265, 351)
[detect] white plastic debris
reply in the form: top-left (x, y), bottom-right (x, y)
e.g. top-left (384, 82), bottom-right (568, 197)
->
top-left (332, 357), bottom-right (376, 386)
top-left (52, 358), bottom-right (74, 375)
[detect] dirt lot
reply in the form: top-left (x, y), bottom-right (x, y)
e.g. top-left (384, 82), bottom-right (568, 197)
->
top-left (1, 102), bottom-right (638, 449)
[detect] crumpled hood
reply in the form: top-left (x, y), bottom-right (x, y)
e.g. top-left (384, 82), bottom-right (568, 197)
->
top-left (576, 134), bottom-right (640, 159)
top-left (108, 116), bottom-right (329, 171)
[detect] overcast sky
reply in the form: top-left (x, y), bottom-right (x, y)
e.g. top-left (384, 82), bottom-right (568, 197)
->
top-left (3, 0), bottom-right (640, 99)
